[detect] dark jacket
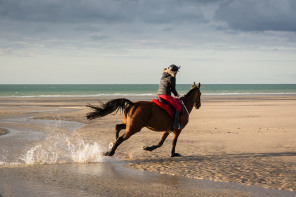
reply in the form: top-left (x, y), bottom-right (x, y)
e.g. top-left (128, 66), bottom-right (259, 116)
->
top-left (157, 69), bottom-right (179, 96)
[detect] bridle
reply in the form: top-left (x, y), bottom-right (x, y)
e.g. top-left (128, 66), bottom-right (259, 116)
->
top-left (193, 89), bottom-right (201, 109)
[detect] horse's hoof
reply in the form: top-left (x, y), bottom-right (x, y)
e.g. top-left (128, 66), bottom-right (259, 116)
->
top-left (143, 146), bottom-right (149, 150)
top-left (143, 146), bottom-right (152, 151)
top-left (143, 145), bottom-right (157, 151)
top-left (103, 151), bottom-right (111, 156)
top-left (170, 153), bottom-right (181, 157)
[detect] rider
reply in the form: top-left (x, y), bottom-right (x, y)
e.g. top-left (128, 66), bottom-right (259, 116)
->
top-left (157, 64), bottom-right (181, 129)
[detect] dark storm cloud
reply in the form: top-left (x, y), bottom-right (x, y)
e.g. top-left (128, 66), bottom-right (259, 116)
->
top-left (0, 0), bottom-right (129, 23)
top-left (0, 0), bottom-right (295, 54)
top-left (0, 0), bottom-right (207, 24)
top-left (0, 0), bottom-right (212, 53)
top-left (1, 0), bottom-right (295, 31)
top-left (215, 0), bottom-right (296, 32)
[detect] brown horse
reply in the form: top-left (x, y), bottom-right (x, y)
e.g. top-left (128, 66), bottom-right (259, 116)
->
top-left (86, 82), bottom-right (201, 157)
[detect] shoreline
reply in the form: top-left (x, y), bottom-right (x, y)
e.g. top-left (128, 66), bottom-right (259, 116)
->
top-left (1, 93), bottom-right (296, 98)
top-left (0, 95), bottom-right (296, 193)
top-left (0, 94), bottom-right (296, 104)
top-left (1, 84), bottom-right (295, 99)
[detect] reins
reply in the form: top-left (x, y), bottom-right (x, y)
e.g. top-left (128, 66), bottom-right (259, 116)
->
top-left (180, 100), bottom-right (189, 116)
top-left (180, 86), bottom-right (199, 116)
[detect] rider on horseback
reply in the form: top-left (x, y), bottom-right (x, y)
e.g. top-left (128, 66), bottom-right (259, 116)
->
top-left (157, 64), bottom-right (181, 129)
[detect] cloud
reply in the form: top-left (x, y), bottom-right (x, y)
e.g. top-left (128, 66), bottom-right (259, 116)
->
top-left (215, 0), bottom-right (296, 32)
top-left (2, 0), bottom-right (295, 37)
top-left (0, 0), bottom-right (207, 24)
top-left (1, 0), bottom-right (296, 84)
top-left (0, 0), bottom-right (295, 57)
top-left (0, 0), bottom-right (218, 56)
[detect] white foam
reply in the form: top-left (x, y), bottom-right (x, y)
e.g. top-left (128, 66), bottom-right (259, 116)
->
top-left (17, 118), bottom-right (102, 165)
top-left (0, 111), bottom-right (105, 167)
top-left (21, 133), bottom-right (103, 165)
top-left (0, 93), bottom-right (156, 98)
top-left (69, 140), bottom-right (102, 163)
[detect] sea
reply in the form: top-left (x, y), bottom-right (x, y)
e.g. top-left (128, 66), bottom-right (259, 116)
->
top-left (0, 84), bottom-right (296, 97)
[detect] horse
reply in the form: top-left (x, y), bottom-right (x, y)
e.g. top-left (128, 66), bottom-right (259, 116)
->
top-left (86, 82), bottom-right (201, 157)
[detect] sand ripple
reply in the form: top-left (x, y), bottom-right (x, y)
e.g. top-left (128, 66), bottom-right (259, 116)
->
top-left (129, 153), bottom-right (296, 191)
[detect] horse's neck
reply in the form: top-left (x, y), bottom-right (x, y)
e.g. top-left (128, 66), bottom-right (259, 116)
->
top-left (182, 92), bottom-right (196, 114)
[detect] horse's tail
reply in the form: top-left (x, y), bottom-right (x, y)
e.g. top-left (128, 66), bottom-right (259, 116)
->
top-left (86, 98), bottom-right (134, 120)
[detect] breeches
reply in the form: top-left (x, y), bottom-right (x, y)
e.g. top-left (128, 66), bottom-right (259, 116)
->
top-left (158, 95), bottom-right (181, 111)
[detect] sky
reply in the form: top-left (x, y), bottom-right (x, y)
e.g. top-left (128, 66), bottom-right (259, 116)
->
top-left (0, 0), bottom-right (295, 84)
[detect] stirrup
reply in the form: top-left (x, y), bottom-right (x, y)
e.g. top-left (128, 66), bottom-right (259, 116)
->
top-left (173, 110), bottom-right (181, 129)
top-left (173, 122), bottom-right (181, 129)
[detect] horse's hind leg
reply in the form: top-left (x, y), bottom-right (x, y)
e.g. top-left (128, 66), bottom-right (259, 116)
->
top-left (143, 131), bottom-right (169, 152)
top-left (115, 123), bottom-right (126, 139)
top-left (108, 123), bottom-right (126, 149)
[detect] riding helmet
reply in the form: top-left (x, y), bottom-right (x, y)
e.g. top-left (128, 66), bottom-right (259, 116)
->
top-left (168, 64), bottom-right (180, 71)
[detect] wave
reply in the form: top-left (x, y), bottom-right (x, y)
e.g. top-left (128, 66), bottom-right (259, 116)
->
top-left (203, 92), bottom-right (296, 96)
top-left (1, 92), bottom-right (296, 98)
top-left (0, 93), bottom-right (157, 98)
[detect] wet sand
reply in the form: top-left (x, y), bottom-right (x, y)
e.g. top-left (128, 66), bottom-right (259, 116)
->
top-left (0, 95), bottom-right (296, 196)
top-left (1, 161), bottom-right (294, 197)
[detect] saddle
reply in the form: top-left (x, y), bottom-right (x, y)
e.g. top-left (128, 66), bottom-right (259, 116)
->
top-left (152, 97), bottom-right (182, 118)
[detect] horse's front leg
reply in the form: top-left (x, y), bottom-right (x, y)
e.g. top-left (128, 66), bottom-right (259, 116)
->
top-left (143, 131), bottom-right (169, 151)
top-left (170, 130), bottom-right (182, 157)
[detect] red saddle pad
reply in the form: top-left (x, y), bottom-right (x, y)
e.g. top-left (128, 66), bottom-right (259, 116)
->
top-left (152, 99), bottom-right (173, 118)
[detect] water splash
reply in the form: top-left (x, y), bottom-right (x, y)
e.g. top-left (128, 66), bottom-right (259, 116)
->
top-left (0, 117), bottom-right (104, 167)
top-left (69, 140), bottom-right (102, 163)
top-left (21, 133), bottom-right (103, 165)
top-left (20, 118), bottom-right (103, 165)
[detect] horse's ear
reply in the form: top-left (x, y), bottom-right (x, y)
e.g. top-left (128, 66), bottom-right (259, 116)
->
top-left (197, 83), bottom-right (200, 88)
top-left (191, 82), bottom-right (196, 89)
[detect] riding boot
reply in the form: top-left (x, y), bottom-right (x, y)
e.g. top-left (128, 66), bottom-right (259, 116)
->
top-left (173, 110), bottom-right (181, 129)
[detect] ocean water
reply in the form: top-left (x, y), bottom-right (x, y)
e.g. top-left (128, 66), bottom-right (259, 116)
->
top-left (0, 84), bottom-right (296, 97)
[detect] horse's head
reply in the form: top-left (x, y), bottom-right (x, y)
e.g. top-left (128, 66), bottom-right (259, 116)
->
top-left (191, 82), bottom-right (201, 109)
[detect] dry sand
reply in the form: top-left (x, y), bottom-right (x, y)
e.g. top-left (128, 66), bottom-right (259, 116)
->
top-left (0, 95), bottom-right (295, 193)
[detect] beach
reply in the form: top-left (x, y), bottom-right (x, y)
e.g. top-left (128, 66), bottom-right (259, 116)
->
top-left (1, 0), bottom-right (295, 195)
top-left (0, 95), bottom-right (296, 196)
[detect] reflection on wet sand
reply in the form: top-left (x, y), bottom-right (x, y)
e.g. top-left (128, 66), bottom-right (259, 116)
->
top-left (1, 161), bottom-right (295, 197)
